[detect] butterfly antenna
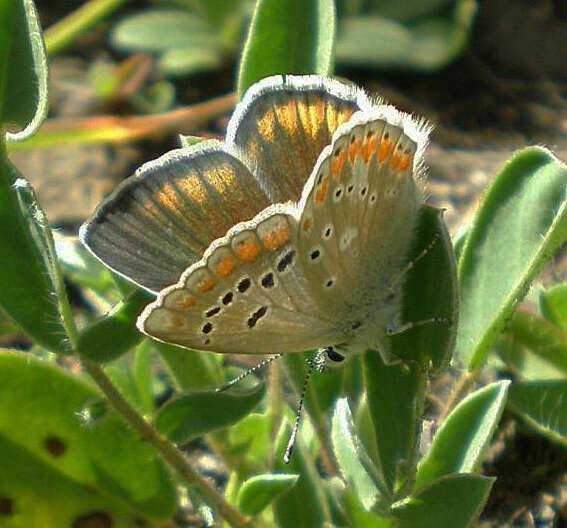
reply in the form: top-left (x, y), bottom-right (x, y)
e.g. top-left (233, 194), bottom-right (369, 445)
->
top-left (284, 351), bottom-right (322, 464)
top-left (216, 353), bottom-right (283, 392)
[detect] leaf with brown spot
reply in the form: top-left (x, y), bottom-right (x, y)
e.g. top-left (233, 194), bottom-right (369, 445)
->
top-left (0, 351), bottom-right (177, 525)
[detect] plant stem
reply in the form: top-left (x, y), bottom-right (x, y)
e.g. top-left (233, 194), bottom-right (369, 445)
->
top-left (45, 0), bottom-right (129, 56)
top-left (82, 359), bottom-right (251, 528)
top-left (8, 93), bottom-right (237, 150)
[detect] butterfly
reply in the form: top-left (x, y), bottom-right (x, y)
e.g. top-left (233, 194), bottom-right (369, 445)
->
top-left (80, 74), bottom-right (430, 368)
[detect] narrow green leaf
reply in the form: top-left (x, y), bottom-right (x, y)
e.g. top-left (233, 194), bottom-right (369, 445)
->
top-left (456, 147), bottom-right (567, 369)
top-left (415, 381), bottom-right (510, 489)
top-left (331, 398), bottom-right (386, 510)
top-left (1, 0), bottom-right (48, 141)
top-left (133, 341), bottom-right (155, 415)
top-left (155, 384), bottom-right (265, 443)
top-left (0, 161), bottom-right (74, 354)
top-left (508, 380), bottom-right (567, 448)
top-left (273, 420), bottom-right (332, 527)
top-left (390, 206), bottom-right (458, 369)
top-left (103, 341), bottom-right (155, 417)
top-left (392, 473), bottom-right (494, 528)
top-left (77, 289), bottom-right (153, 362)
top-left (539, 283), bottom-right (567, 331)
top-left (363, 353), bottom-right (426, 497)
top-left (45, 0), bottom-right (128, 56)
top-left (237, 473), bottom-right (299, 515)
top-left (237, 0), bottom-right (335, 97)
top-left (0, 350), bottom-right (177, 521)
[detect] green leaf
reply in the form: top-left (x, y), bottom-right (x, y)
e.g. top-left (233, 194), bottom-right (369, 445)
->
top-left (237, 0), bottom-right (335, 97)
top-left (415, 381), bottom-right (510, 489)
top-left (103, 341), bottom-right (155, 417)
top-left (366, 0), bottom-right (456, 22)
top-left (228, 411), bottom-right (271, 466)
top-left (0, 350), bottom-right (177, 521)
top-left (155, 384), bottom-right (265, 443)
top-left (539, 283), bottom-right (567, 332)
top-left (336, 0), bottom-right (476, 71)
top-left (456, 147), bottom-right (567, 370)
top-left (362, 353), bottom-right (426, 497)
top-left (237, 473), bottom-right (299, 515)
top-left (0, 435), bottom-right (159, 528)
top-left (0, 161), bottom-right (74, 354)
top-left (1, 0), bottom-right (48, 141)
top-left (158, 46), bottom-right (223, 76)
top-left (343, 488), bottom-right (395, 527)
top-left (390, 206), bottom-right (458, 369)
top-left (157, 341), bottom-right (222, 390)
top-left (77, 289), bottom-right (153, 362)
top-left (331, 398), bottom-right (386, 510)
top-left (392, 473), bottom-right (494, 528)
top-left (504, 309), bottom-right (567, 376)
top-left (111, 10), bottom-right (219, 52)
top-left (508, 380), bottom-right (567, 448)
top-left (273, 420), bottom-right (332, 527)
top-left (188, 0), bottom-right (250, 30)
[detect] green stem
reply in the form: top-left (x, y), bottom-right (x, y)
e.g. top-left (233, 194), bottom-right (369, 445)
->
top-left (45, 0), bottom-right (129, 56)
top-left (82, 359), bottom-right (251, 528)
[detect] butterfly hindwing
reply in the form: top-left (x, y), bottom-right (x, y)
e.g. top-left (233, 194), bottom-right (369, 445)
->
top-left (140, 206), bottom-right (343, 354)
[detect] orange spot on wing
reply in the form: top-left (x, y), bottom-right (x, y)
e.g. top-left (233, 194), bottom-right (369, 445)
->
top-left (165, 313), bottom-right (184, 329)
top-left (196, 276), bottom-right (215, 293)
top-left (179, 296), bottom-right (196, 309)
top-left (398, 152), bottom-right (412, 171)
top-left (262, 223), bottom-right (291, 251)
top-left (378, 136), bottom-right (393, 162)
top-left (390, 147), bottom-right (402, 170)
top-left (303, 218), bottom-right (312, 231)
top-left (235, 238), bottom-right (261, 261)
top-left (362, 133), bottom-right (378, 163)
top-left (331, 149), bottom-right (346, 176)
top-left (215, 256), bottom-right (236, 277)
top-left (349, 137), bottom-right (362, 164)
top-left (315, 177), bottom-right (329, 204)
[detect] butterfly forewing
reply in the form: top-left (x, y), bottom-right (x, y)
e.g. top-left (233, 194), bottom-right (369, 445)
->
top-left (297, 109), bottom-right (427, 329)
top-left (80, 142), bottom-right (271, 293)
top-left (140, 207), bottom-right (343, 354)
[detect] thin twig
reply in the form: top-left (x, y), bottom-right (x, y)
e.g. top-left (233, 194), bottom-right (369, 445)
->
top-left (82, 359), bottom-right (251, 528)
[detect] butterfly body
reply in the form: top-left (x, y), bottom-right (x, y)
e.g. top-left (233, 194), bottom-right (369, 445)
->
top-left (80, 75), bottom-right (430, 364)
